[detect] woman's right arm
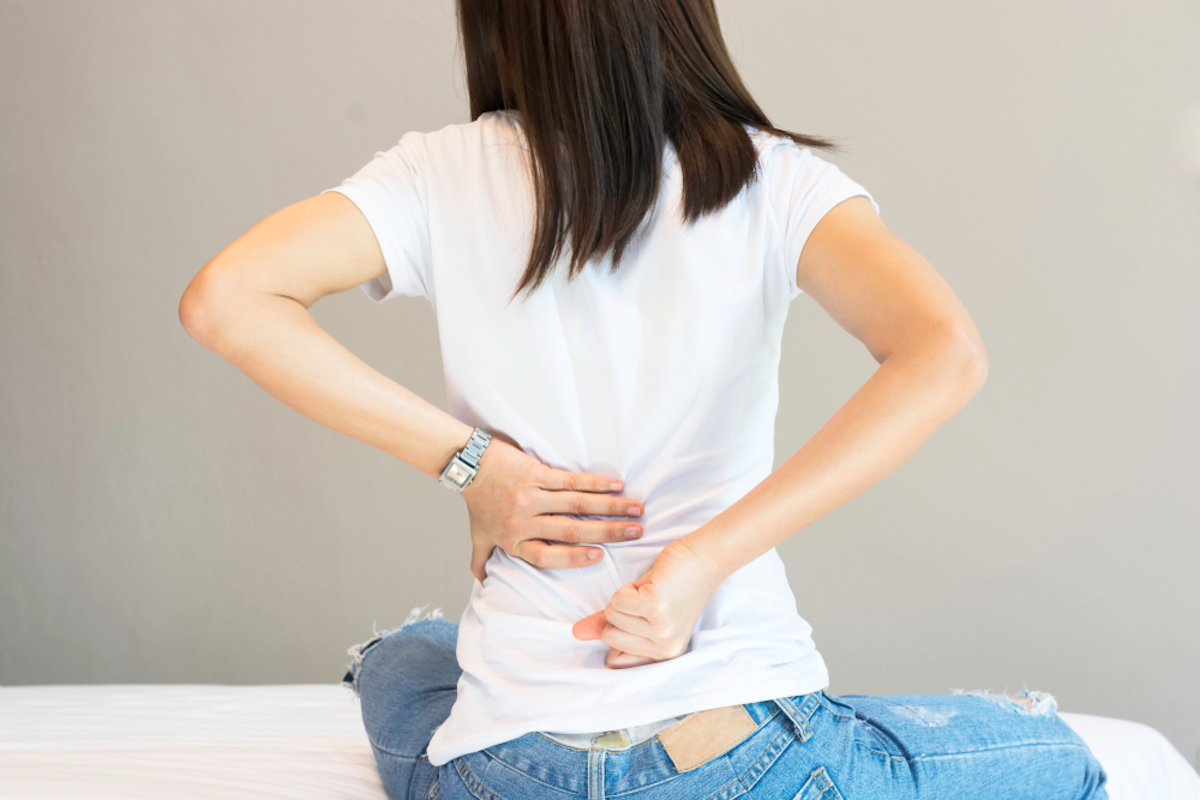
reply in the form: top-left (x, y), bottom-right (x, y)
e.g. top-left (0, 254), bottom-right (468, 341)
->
top-left (575, 195), bottom-right (988, 666)
top-left (179, 192), bottom-right (644, 581)
top-left (684, 195), bottom-right (988, 577)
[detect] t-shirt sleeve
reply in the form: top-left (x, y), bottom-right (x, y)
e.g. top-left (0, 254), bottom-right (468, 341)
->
top-left (320, 132), bottom-right (432, 302)
top-left (770, 141), bottom-right (880, 300)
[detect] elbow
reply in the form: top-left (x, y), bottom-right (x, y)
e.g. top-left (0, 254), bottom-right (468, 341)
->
top-left (178, 284), bottom-right (207, 341)
top-left (944, 323), bottom-right (988, 400)
top-left (966, 342), bottom-right (988, 394)
top-left (878, 318), bottom-right (988, 401)
top-left (178, 280), bottom-right (218, 345)
top-left (178, 266), bottom-right (229, 346)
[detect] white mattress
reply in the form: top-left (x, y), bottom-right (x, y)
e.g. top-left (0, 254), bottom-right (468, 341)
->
top-left (0, 684), bottom-right (1196, 799)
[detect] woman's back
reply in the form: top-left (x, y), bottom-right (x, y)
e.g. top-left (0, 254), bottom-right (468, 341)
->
top-left (321, 109), bottom-right (879, 765)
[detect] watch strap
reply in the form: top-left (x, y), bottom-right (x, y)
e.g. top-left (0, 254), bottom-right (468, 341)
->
top-left (457, 427), bottom-right (492, 470)
top-left (438, 427), bottom-right (492, 491)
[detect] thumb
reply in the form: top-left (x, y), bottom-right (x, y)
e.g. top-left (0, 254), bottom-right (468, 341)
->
top-left (470, 541), bottom-right (493, 584)
top-left (572, 609), bottom-right (607, 640)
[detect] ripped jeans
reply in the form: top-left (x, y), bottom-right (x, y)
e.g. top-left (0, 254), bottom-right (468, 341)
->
top-left (343, 607), bottom-right (1108, 800)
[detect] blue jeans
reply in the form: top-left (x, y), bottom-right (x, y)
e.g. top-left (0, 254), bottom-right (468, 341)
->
top-left (344, 612), bottom-right (1108, 800)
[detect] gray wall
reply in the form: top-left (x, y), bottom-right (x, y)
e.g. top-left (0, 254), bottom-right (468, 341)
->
top-left (2, 0), bottom-right (1197, 762)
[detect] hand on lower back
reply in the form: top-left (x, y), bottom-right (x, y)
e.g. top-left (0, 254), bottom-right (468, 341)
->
top-left (459, 438), bottom-right (644, 582)
top-left (571, 538), bottom-right (724, 668)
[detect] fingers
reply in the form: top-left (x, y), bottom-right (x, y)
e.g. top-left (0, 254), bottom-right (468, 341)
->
top-left (529, 515), bottom-right (642, 545)
top-left (603, 605), bottom-right (653, 637)
top-left (575, 603), bottom-right (681, 667)
top-left (512, 539), bottom-right (605, 569)
top-left (536, 488), bottom-right (644, 520)
top-left (537, 468), bottom-right (627, 495)
top-left (573, 612), bottom-right (660, 667)
top-left (571, 605), bottom-right (652, 641)
top-left (599, 622), bottom-right (664, 661)
top-left (606, 649), bottom-right (657, 669)
top-left (608, 582), bottom-right (654, 619)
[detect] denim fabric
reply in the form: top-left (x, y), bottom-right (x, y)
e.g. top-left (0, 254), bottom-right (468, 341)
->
top-left (344, 614), bottom-right (1108, 800)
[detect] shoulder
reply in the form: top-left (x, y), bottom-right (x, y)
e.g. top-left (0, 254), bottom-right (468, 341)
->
top-left (398, 111), bottom-right (525, 162)
top-left (745, 125), bottom-right (796, 155)
top-left (743, 125), bottom-right (824, 178)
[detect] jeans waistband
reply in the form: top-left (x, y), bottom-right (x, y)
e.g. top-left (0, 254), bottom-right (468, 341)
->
top-left (452, 693), bottom-right (827, 800)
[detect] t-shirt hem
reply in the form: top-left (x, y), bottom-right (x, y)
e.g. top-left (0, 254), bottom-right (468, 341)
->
top-left (425, 675), bottom-right (829, 766)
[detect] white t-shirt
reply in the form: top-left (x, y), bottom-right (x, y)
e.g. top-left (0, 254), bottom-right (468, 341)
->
top-left (322, 110), bottom-right (879, 766)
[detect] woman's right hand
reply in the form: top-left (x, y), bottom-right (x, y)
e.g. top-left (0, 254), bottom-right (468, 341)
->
top-left (571, 537), bottom-right (724, 668)
top-left (459, 438), bottom-right (644, 582)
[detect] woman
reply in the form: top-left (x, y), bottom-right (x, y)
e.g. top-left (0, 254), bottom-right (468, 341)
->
top-left (180, 1), bottom-right (1108, 799)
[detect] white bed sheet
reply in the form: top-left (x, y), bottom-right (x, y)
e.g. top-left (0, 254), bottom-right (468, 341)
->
top-left (0, 685), bottom-right (384, 800)
top-left (0, 684), bottom-right (1196, 799)
top-left (1058, 711), bottom-right (1200, 800)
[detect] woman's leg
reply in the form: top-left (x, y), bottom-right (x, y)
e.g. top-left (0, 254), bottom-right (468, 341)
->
top-left (342, 606), bottom-right (461, 800)
top-left (828, 688), bottom-right (1108, 800)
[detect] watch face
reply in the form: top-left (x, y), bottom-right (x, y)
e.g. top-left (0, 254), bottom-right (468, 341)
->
top-left (445, 461), bottom-right (471, 487)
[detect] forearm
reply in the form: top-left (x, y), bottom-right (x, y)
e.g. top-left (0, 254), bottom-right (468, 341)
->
top-left (183, 286), bottom-right (472, 480)
top-left (681, 332), bottom-right (987, 582)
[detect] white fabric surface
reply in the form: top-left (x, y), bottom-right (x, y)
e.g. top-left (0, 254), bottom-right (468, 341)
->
top-left (1059, 712), bottom-right (1200, 800)
top-left (0, 684), bottom-right (1196, 799)
top-left (0, 685), bottom-right (386, 800)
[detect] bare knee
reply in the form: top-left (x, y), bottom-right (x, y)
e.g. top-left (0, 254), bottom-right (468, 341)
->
top-left (1007, 695), bottom-right (1035, 711)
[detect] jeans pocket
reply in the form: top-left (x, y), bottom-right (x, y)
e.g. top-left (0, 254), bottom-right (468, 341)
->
top-left (791, 766), bottom-right (845, 800)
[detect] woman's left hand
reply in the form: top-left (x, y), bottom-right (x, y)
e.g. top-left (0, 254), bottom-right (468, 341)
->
top-left (571, 538), bottom-right (725, 668)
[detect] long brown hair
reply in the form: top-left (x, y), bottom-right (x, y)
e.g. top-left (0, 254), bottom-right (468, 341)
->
top-left (456, 0), bottom-right (840, 300)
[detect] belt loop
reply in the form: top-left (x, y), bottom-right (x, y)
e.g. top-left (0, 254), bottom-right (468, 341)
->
top-left (773, 693), bottom-right (821, 742)
top-left (587, 745), bottom-right (606, 800)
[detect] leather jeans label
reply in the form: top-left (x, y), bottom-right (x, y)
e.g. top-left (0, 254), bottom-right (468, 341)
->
top-left (657, 704), bottom-right (758, 773)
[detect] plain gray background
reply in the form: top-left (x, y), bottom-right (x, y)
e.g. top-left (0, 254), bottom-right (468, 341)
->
top-left (2, 0), bottom-right (1197, 762)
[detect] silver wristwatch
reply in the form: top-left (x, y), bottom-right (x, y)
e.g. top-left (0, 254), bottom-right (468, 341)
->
top-left (438, 427), bottom-right (493, 492)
